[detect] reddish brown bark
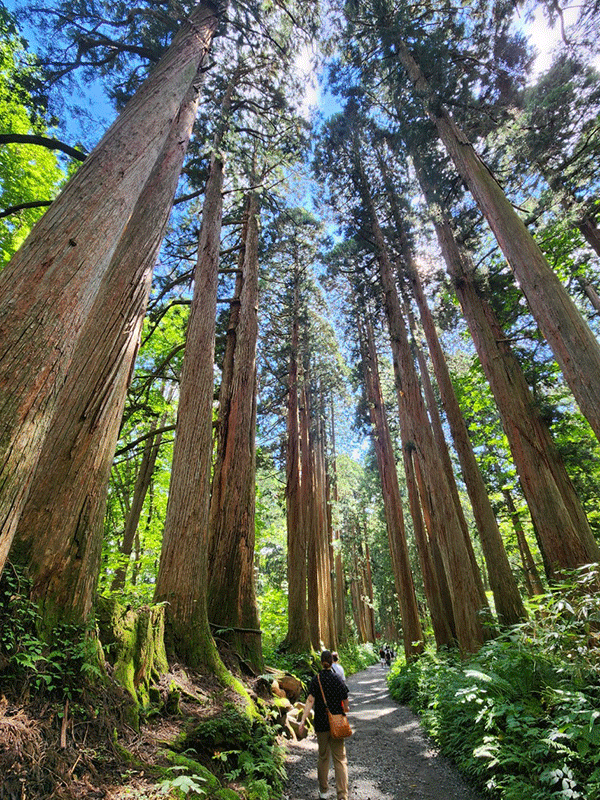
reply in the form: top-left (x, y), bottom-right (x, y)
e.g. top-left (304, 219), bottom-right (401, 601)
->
top-left (9, 82), bottom-right (203, 628)
top-left (0, 4), bottom-right (219, 571)
top-left (207, 190), bottom-right (262, 672)
top-left (153, 148), bottom-right (225, 671)
top-left (503, 489), bottom-right (545, 597)
top-left (358, 313), bottom-right (424, 660)
top-left (431, 205), bottom-right (600, 578)
top-left (283, 272), bottom-right (311, 652)
top-left (111, 416), bottom-right (167, 592)
top-left (355, 157), bottom-right (487, 652)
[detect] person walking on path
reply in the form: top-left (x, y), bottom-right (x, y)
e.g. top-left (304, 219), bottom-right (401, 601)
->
top-left (298, 650), bottom-right (350, 800)
top-left (285, 663), bottom-right (483, 800)
top-left (331, 651), bottom-right (346, 683)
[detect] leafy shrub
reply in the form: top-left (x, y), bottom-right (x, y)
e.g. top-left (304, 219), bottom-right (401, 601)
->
top-left (180, 707), bottom-right (286, 800)
top-left (388, 566), bottom-right (600, 800)
top-left (0, 564), bottom-right (102, 699)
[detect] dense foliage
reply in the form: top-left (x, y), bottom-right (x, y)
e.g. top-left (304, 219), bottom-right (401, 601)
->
top-left (388, 566), bottom-right (600, 799)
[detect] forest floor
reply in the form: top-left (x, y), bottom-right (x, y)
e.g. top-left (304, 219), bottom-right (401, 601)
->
top-left (283, 664), bottom-right (484, 800)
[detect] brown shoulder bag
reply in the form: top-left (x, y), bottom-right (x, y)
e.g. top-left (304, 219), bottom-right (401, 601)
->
top-left (317, 674), bottom-right (352, 739)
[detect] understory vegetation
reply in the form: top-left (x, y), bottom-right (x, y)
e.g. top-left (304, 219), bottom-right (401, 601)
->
top-left (388, 566), bottom-right (600, 800)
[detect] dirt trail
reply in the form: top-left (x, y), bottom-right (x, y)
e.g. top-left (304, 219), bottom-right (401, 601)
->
top-left (283, 663), bottom-right (483, 800)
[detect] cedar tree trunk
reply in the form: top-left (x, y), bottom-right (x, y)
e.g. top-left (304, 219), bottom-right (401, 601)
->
top-left (0, 3), bottom-right (219, 571)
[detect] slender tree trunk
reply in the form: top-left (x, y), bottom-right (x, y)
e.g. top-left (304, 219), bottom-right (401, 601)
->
top-left (283, 275), bottom-right (311, 652)
top-left (392, 162), bottom-right (526, 624)
top-left (206, 189), bottom-right (262, 672)
top-left (0, 3), bottom-right (219, 571)
top-left (403, 441), bottom-right (455, 647)
top-left (153, 148), bottom-right (225, 671)
top-left (358, 313), bottom-right (424, 661)
top-left (330, 398), bottom-right (347, 645)
top-left (402, 295), bottom-right (489, 611)
top-left (503, 489), bottom-right (545, 596)
top-left (577, 214), bottom-right (600, 259)
top-left (580, 279), bottom-right (600, 315)
top-left (316, 395), bottom-right (336, 649)
top-left (111, 415), bottom-right (167, 592)
top-left (301, 372), bottom-right (321, 650)
top-left (363, 540), bottom-right (377, 641)
top-left (355, 158), bottom-right (487, 652)
top-left (430, 202), bottom-right (600, 578)
top-left (394, 38), bottom-right (600, 444)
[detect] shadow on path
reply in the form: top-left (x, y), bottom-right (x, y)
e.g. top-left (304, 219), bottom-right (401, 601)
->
top-left (283, 663), bottom-right (483, 800)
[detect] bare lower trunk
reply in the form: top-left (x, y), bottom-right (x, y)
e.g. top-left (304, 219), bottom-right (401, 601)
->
top-left (503, 489), bottom-right (545, 596)
top-left (403, 444), bottom-right (455, 647)
top-left (404, 165), bottom-right (526, 625)
top-left (153, 151), bottom-right (225, 671)
top-left (207, 190), bottom-right (262, 672)
top-left (111, 416), bottom-right (167, 593)
top-left (0, 4), bottom-right (219, 571)
top-left (356, 158), bottom-right (486, 652)
top-left (284, 278), bottom-right (310, 652)
top-left (359, 313), bottom-right (424, 661)
top-left (434, 208), bottom-right (599, 578)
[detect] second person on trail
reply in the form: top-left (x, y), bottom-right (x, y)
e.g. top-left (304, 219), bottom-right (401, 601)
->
top-left (298, 650), bottom-right (349, 800)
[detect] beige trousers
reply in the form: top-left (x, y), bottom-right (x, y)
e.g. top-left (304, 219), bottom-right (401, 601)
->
top-left (316, 730), bottom-right (348, 800)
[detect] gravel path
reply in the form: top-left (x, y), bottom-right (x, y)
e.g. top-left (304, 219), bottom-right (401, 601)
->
top-left (283, 663), bottom-right (484, 800)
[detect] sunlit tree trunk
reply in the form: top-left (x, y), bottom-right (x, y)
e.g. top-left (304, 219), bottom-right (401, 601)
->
top-left (403, 444), bottom-right (455, 646)
top-left (207, 189), bottom-right (262, 672)
top-left (0, 3), bottom-right (220, 572)
top-left (111, 414), bottom-right (168, 593)
top-left (358, 313), bottom-right (424, 661)
top-left (394, 38), bottom-right (600, 444)
top-left (301, 371), bottom-right (321, 650)
top-left (431, 203), bottom-right (600, 578)
top-left (9, 83), bottom-right (203, 628)
top-left (330, 400), bottom-right (348, 645)
top-left (394, 162), bottom-right (526, 624)
top-left (356, 159), bottom-right (487, 652)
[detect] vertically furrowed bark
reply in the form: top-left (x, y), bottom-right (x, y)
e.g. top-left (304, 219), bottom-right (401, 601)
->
top-left (0, 4), bottom-right (219, 571)
top-left (358, 313), bottom-right (424, 661)
top-left (396, 162), bottom-right (526, 624)
top-left (111, 416), bottom-right (168, 593)
top-left (502, 489), bottom-right (545, 597)
top-left (207, 190), bottom-right (262, 672)
top-left (330, 398), bottom-right (347, 645)
top-left (431, 204), bottom-right (600, 578)
top-left (284, 273), bottom-right (311, 652)
top-left (301, 372), bottom-right (321, 650)
top-left (153, 150), bottom-right (225, 671)
top-left (355, 155), bottom-right (486, 652)
top-left (9, 82), bottom-right (203, 628)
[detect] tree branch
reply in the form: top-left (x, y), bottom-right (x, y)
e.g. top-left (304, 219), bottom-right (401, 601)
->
top-left (0, 133), bottom-right (87, 161)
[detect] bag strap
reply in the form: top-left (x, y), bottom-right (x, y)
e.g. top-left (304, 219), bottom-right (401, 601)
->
top-left (316, 674), bottom-right (329, 709)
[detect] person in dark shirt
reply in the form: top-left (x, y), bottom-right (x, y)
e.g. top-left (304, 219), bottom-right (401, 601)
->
top-left (299, 650), bottom-right (349, 800)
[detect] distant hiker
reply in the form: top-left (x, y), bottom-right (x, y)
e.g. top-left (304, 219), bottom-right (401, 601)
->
top-left (379, 647), bottom-right (386, 668)
top-left (299, 650), bottom-right (349, 800)
top-left (331, 651), bottom-right (346, 683)
top-left (385, 647), bottom-right (391, 668)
